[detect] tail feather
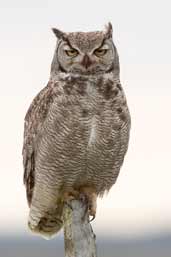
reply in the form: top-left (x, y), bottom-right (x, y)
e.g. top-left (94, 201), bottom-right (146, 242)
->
top-left (28, 201), bottom-right (64, 239)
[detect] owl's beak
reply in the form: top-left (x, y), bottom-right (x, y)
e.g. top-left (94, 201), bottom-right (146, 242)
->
top-left (81, 55), bottom-right (92, 69)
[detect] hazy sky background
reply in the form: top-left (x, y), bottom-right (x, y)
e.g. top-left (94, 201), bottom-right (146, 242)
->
top-left (0, 0), bottom-right (171, 238)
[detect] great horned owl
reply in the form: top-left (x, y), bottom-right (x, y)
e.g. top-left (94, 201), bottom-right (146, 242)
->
top-left (23, 23), bottom-right (131, 239)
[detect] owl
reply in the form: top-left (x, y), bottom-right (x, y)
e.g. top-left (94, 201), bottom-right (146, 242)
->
top-left (23, 23), bottom-right (131, 239)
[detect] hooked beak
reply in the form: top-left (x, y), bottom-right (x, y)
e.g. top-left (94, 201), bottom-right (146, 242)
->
top-left (81, 54), bottom-right (92, 69)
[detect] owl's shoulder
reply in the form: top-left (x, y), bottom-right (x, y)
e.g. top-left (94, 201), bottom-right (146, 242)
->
top-left (25, 81), bottom-right (53, 123)
top-left (24, 80), bottom-right (59, 137)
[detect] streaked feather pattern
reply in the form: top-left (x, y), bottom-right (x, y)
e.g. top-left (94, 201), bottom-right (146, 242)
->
top-left (22, 23), bottom-right (131, 239)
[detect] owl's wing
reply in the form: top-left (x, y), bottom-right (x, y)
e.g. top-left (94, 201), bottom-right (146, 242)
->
top-left (22, 80), bottom-right (57, 206)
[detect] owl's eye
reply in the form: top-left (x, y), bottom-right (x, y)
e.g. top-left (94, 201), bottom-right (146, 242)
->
top-left (65, 49), bottom-right (78, 57)
top-left (94, 48), bottom-right (108, 57)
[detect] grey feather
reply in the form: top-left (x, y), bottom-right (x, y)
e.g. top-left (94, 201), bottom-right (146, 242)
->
top-left (23, 23), bottom-right (131, 239)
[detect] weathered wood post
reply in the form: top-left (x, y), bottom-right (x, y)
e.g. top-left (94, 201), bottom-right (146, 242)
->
top-left (63, 199), bottom-right (97, 257)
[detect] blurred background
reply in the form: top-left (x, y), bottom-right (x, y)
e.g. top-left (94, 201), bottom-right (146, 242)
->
top-left (0, 0), bottom-right (171, 256)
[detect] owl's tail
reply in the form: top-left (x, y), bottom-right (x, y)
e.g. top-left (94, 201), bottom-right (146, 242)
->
top-left (28, 200), bottom-right (64, 240)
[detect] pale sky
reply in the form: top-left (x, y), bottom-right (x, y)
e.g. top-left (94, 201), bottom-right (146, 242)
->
top-left (0, 0), bottom-right (171, 238)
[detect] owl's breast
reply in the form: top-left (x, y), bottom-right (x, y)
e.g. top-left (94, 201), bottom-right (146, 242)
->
top-left (36, 76), bottom-right (130, 194)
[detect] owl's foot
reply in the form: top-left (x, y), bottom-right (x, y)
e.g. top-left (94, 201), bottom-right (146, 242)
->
top-left (88, 192), bottom-right (97, 221)
top-left (63, 189), bottom-right (80, 210)
top-left (88, 195), bottom-right (96, 221)
top-left (80, 187), bottom-right (97, 222)
top-left (63, 188), bottom-right (97, 221)
top-left (63, 189), bottom-right (80, 202)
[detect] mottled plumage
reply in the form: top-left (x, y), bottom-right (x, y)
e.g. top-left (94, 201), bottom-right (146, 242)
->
top-left (23, 23), bottom-right (131, 239)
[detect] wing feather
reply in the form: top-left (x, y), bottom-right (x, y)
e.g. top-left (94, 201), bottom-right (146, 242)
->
top-left (22, 80), bottom-right (57, 206)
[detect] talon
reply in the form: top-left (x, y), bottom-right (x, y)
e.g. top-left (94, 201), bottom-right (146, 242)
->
top-left (88, 205), bottom-right (96, 222)
top-left (79, 187), bottom-right (97, 222)
top-left (89, 214), bottom-right (95, 222)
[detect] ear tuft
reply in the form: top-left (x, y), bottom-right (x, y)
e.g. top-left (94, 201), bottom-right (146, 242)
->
top-left (104, 22), bottom-right (113, 39)
top-left (52, 28), bottom-right (66, 40)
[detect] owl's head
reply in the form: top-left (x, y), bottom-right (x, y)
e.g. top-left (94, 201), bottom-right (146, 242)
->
top-left (51, 23), bottom-right (119, 77)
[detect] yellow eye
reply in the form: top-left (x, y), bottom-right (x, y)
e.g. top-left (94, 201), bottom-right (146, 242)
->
top-left (94, 48), bottom-right (108, 57)
top-left (65, 49), bottom-right (78, 57)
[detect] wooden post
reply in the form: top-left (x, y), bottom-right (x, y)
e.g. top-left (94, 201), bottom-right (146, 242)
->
top-left (63, 199), bottom-right (97, 257)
